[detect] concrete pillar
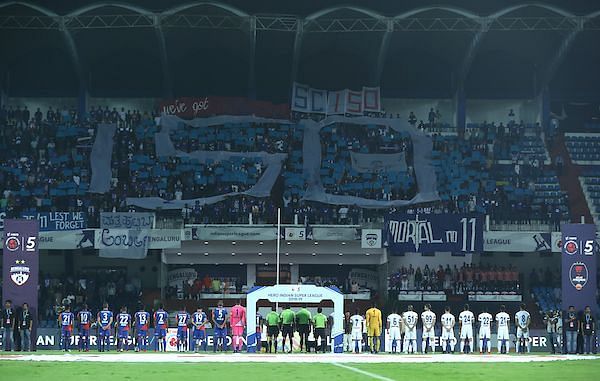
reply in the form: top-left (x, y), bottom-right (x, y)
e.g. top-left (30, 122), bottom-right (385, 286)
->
top-left (247, 264), bottom-right (256, 287)
top-left (290, 264), bottom-right (299, 284)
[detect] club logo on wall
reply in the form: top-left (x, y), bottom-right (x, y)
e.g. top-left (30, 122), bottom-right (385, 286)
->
top-left (5, 233), bottom-right (21, 251)
top-left (569, 262), bottom-right (588, 290)
top-left (365, 233), bottom-right (379, 247)
top-left (10, 259), bottom-right (30, 286)
top-left (564, 239), bottom-right (578, 255)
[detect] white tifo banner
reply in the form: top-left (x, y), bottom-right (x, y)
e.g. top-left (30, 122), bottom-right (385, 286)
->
top-left (361, 229), bottom-right (382, 249)
top-left (291, 82), bottom-right (380, 115)
top-left (285, 227), bottom-right (306, 240)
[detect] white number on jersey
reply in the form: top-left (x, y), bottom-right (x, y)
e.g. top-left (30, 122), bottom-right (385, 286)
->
top-left (138, 314), bottom-right (148, 325)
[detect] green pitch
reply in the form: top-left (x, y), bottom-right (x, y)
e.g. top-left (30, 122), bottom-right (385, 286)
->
top-left (1, 359), bottom-right (600, 381)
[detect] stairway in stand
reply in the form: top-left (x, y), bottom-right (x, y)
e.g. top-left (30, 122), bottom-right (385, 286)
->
top-left (548, 133), bottom-right (593, 224)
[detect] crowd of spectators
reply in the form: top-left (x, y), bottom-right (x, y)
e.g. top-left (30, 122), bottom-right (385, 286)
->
top-left (0, 104), bottom-right (568, 228)
top-left (388, 263), bottom-right (521, 294)
top-left (166, 275), bottom-right (242, 300)
top-left (318, 123), bottom-right (417, 201)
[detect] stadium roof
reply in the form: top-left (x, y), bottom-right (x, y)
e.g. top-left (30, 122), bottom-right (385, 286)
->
top-left (1, 1), bottom-right (599, 101)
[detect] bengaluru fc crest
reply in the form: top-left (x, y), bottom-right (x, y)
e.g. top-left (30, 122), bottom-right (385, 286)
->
top-left (569, 262), bottom-right (588, 291)
top-left (10, 259), bottom-right (30, 286)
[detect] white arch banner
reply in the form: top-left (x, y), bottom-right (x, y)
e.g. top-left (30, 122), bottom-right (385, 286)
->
top-left (246, 284), bottom-right (344, 353)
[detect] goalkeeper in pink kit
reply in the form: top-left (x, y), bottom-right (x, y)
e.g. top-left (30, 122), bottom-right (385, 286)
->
top-left (230, 300), bottom-right (246, 353)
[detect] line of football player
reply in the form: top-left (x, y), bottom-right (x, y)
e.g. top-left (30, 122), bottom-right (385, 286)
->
top-left (56, 301), bottom-right (532, 354)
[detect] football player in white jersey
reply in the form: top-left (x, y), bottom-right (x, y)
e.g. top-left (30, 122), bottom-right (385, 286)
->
top-left (440, 306), bottom-right (456, 353)
top-left (403, 305), bottom-right (419, 354)
top-left (458, 304), bottom-right (475, 353)
top-left (350, 309), bottom-right (364, 353)
top-left (387, 308), bottom-right (403, 354)
top-left (477, 308), bottom-right (493, 354)
top-left (495, 305), bottom-right (511, 354)
top-left (515, 303), bottom-right (531, 353)
top-left (421, 304), bottom-right (436, 354)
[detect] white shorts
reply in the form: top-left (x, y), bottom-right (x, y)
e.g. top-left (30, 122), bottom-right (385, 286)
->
top-left (351, 330), bottom-right (363, 341)
top-left (516, 327), bottom-right (529, 339)
top-left (404, 328), bottom-right (417, 340)
top-left (479, 328), bottom-right (491, 339)
top-left (497, 327), bottom-right (510, 340)
top-left (460, 326), bottom-right (473, 340)
top-left (389, 327), bottom-right (401, 341)
top-left (422, 327), bottom-right (435, 339)
top-left (441, 327), bottom-right (455, 341)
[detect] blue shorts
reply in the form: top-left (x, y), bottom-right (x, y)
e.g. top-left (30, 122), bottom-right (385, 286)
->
top-left (61, 328), bottom-right (72, 337)
top-left (118, 330), bottom-right (129, 339)
top-left (137, 329), bottom-right (148, 338)
top-left (214, 326), bottom-right (227, 338)
top-left (155, 328), bottom-right (167, 337)
top-left (193, 329), bottom-right (205, 340)
top-left (99, 328), bottom-right (111, 337)
top-left (79, 328), bottom-right (90, 337)
top-left (177, 328), bottom-right (188, 339)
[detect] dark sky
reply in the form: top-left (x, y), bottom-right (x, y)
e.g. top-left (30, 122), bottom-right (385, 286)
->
top-left (13, 0), bottom-right (600, 16)
top-left (2, 1), bottom-right (599, 99)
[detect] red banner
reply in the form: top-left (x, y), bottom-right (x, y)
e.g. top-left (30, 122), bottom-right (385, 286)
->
top-left (159, 97), bottom-right (290, 119)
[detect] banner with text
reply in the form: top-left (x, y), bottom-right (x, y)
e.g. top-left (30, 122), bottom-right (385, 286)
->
top-left (484, 231), bottom-right (558, 252)
top-left (20, 211), bottom-right (87, 231)
top-left (2, 219), bottom-right (39, 350)
top-left (285, 227), bottom-right (307, 241)
top-left (312, 226), bottom-right (360, 241)
top-left (349, 268), bottom-right (379, 290)
top-left (385, 214), bottom-right (484, 254)
top-left (291, 83), bottom-right (381, 115)
top-left (191, 226), bottom-right (278, 241)
top-left (99, 212), bottom-right (155, 259)
top-left (561, 224), bottom-right (597, 315)
top-left (160, 97), bottom-right (290, 119)
top-left (96, 229), bottom-right (183, 255)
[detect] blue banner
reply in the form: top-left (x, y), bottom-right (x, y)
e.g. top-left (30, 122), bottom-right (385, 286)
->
top-left (20, 211), bottom-right (87, 231)
top-left (561, 224), bottom-right (597, 315)
top-left (384, 213), bottom-right (483, 254)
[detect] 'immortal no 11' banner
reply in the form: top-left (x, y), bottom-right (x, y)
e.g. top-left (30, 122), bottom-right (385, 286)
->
top-left (384, 214), bottom-right (484, 254)
top-left (291, 82), bottom-right (380, 115)
top-left (561, 224), bottom-right (597, 315)
top-left (2, 219), bottom-right (39, 350)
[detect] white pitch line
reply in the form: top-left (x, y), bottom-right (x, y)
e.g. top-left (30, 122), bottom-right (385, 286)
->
top-left (332, 362), bottom-right (396, 381)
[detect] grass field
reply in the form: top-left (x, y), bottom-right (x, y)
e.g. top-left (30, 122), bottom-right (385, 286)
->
top-left (1, 353), bottom-right (599, 381)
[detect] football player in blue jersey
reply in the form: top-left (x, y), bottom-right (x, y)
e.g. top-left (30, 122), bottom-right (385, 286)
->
top-left (212, 300), bottom-right (228, 352)
top-left (77, 304), bottom-right (93, 352)
top-left (192, 306), bottom-right (208, 352)
top-left (154, 304), bottom-right (169, 352)
top-left (116, 306), bottom-right (132, 352)
top-left (97, 303), bottom-right (113, 352)
top-left (58, 305), bottom-right (75, 352)
top-left (176, 307), bottom-right (191, 352)
top-left (134, 305), bottom-right (151, 352)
